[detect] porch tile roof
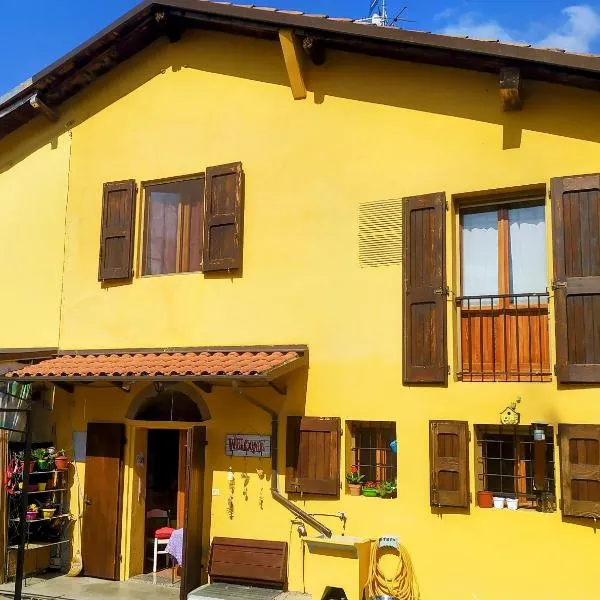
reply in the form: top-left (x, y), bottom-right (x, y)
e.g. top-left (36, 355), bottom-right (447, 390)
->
top-left (4, 349), bottom-right (304, 379)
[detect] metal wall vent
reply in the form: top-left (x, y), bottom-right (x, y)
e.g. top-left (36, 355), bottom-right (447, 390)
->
top-left (358, 198), bottom-right (403, 267)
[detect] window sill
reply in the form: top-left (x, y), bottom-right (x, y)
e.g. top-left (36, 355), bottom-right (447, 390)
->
top-left (139, 270), bottom-right (204, 279)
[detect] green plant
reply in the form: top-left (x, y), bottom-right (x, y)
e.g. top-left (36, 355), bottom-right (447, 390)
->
top-left (346, 465), bottom-right (365, 484)
top-left (377, 480), bottom-right (397, 498)
top-left (31, 448), bottom-right (48, 461)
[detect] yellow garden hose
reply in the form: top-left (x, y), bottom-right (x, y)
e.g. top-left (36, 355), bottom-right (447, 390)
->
top-left (364, 540), bottom-right (420, 600)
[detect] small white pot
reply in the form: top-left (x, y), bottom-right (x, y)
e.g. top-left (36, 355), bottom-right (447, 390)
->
top-left (506, 498), bottom-right (519, 510)
top-left (493, 496), bottom-right (505, 509)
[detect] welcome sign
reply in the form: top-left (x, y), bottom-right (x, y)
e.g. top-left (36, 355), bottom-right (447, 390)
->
top-left (225, 434), bottom-right (271, 457)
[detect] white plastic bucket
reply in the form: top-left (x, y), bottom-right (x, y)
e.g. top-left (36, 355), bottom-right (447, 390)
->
top-left (506, 498), bottom-right (518, 510)
top-left (493, 496), bottom-right (505, 509)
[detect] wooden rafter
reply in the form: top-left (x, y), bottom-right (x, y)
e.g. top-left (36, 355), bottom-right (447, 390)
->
top-left (278, 29), bottom-right (307, 100)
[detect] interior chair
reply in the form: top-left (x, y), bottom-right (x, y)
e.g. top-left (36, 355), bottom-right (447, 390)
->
top-left (146, 508), bottom-right (175, 576)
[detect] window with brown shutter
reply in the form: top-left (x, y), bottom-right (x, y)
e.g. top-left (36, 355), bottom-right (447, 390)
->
top-left (457, 200), bottom-right (550, 382)
top-left (402, 192), bottom-right (448, 385)
top-left (142, 177), bottom-right (205, 275)
top-left (429, 420), bottom-right (470, 508)
top-left (285, 416), bottom-right (340, 497)
top-left (203, 162), bottom-right (244, 272)
top-left (98, 180), bottom-right (137, 281)
top-left (551, 174), bottom-right (600, 383)
top-left (558, 424), bottom-right (600, 518)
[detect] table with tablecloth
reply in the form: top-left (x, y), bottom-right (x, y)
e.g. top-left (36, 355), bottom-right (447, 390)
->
top-left (165, 527), bottom-right (184, 566)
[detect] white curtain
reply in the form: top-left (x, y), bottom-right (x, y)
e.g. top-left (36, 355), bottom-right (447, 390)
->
top-left (509, 205), bottom-right (547, 294)
top-left (462, 211), bottom-right (499, 297)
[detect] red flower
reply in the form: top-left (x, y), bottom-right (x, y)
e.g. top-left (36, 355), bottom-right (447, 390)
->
top-left (350, 465), bottom-right (358, 474)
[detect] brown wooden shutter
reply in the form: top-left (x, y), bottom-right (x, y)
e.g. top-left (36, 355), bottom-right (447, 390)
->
top-left (203, 162), bottom-right (244, 272)
top-left (98, 180), bottom-right (137, 281)
top-left (403, 192), bottom-right (448, 384)
top-left (551, 174), bottom-right (600, 382)
top-left (429, 420), bottom-right (469, 508)
top-left (285, 416), bottom-right (340, 497)
top-left (558, 424), bottom-right (600, 518)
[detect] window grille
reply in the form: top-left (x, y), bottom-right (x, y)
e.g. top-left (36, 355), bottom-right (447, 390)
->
top-left (477, 425), bottom-right (556, 510)
top-left (349, 421), bottom-right (396, 484)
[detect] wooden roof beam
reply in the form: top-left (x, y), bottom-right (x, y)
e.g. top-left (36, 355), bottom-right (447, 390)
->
top-left (278, 28), bottom-right (307, 100)
top-left (500, 67), bottom-right (522, 111)
top-left (29, 93), bottom-right (58, 122)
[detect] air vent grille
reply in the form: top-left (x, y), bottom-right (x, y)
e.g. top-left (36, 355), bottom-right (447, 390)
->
top-left (358, 198), bottom-right (403, 268)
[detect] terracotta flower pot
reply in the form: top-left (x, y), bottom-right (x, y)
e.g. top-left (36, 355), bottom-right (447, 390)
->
top-left (477, 490), bottom-right (494, 508)
top-left (348, 483), bottom-right (363, 496)
top-left (54, 456), bottom-right (69, 470)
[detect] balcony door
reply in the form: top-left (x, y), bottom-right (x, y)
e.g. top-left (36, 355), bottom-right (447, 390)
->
top-left (459, 201), bottom-right (550, 381)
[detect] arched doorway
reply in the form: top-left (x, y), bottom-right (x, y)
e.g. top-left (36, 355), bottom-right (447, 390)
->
top-left (126, 383), bottom-right (209, 585)
top-left (126, 382), bottom-right (211, 422)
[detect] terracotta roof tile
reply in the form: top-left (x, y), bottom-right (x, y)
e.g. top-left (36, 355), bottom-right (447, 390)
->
top-left (5, 350), bottom-right (304, 379)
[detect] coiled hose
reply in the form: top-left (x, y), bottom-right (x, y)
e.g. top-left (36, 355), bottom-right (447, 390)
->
top-left (364, 540), bottom-right (420, 600)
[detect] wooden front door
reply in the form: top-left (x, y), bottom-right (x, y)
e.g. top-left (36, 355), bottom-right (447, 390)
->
top-left (81, 422), bottom-right (125, 580)
top-left (180, 426), bottom-right (206, 600)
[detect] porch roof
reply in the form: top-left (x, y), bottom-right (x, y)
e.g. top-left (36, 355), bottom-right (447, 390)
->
top-left (0, 346), bottom-right (307, 383)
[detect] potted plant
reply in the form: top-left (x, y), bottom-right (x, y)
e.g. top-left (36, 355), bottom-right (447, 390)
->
top-left (53, 449), bottom-right (69, 471)
top-left (18, 450), bottom-right (35, 473)
top-left (31, 448), bottom-right (49, 471)
top-left (377, 480), bottom-right (397, 499)
top-left (26, 504), bottom-right (38, 521)
top-left (346, 465), bottom-right (365, 496)
top-left (362, 481), bottom-right (379, 497)
top-left (41, 502), bottom-right (56, 519)
top-left (477, 490), bottom-right (494, 508)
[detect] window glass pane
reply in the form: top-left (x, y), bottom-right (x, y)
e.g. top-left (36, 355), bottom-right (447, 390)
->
top-left (509, 205), bottom-right (547, 295)
top-left (144, 178), bottom-right (204, 275)
top-left (147, 191), bottom-right (179, 275)
top-left (462, 211), bottom-right (499, 297)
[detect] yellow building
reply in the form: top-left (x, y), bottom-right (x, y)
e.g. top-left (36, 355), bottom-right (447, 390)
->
top-left (1, 2), bottom-right (600, 599)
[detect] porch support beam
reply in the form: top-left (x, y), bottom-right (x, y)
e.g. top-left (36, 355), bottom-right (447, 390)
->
top-left (268, 380), bottom-right (286, 396)
top-left (500, 67), bottom-right (522, 111)
top-left (54, 382), bottom-right (74, 394)
top-left (278, 28), bottom-right (307, 100)
top-left (193, 381), bottom-right (213, 394)
top-left (111, 381), bottom-right (132, 393)
top-left (29, 93), bottom-right (58, 122)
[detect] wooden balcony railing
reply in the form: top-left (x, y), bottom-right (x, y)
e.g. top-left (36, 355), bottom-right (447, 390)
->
top-left (457, 293), bottom-right (551, 382)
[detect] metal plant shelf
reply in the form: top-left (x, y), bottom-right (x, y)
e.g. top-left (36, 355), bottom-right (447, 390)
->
top-left (14, 488), bottom-right (68, 495)
top-left (7, 540), bottom-right (71, 551)
top-left (10, 514), bottom-right (71, 523)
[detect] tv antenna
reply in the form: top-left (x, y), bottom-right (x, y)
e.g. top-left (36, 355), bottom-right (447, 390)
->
top-left (363, 1), bottom-right (414, 27)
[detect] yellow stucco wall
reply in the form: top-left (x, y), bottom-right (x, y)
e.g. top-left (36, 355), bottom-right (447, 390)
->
top-left (0, 125), bottom-right (70, 348)
top-left (5, 27), bottom-right (600, 600)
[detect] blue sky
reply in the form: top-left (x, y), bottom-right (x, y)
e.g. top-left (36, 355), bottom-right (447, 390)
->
top-left (2, 1), bottom-right (600, 97)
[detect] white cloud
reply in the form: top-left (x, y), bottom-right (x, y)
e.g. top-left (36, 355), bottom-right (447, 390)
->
top-left (441, 13), bottom-right (512, 41)
top-left (434, 8), bottom-right (457, 22)
top-left (438, 4), bottom-right (600, 53)
top-left (538, 5), bottom-right (600, 52)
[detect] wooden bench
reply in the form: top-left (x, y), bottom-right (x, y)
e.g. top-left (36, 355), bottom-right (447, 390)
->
top-left (208, 537), bottom-right (288, 590)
